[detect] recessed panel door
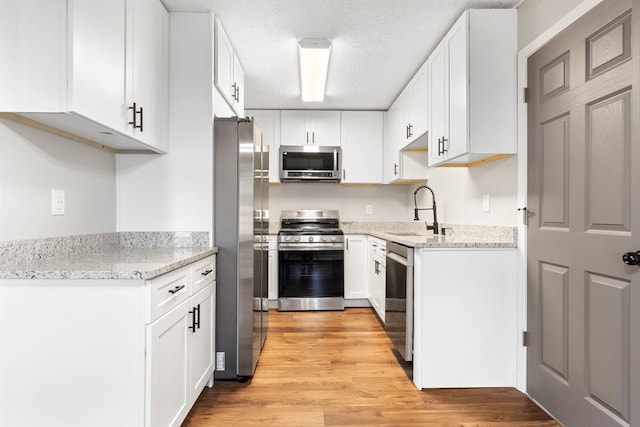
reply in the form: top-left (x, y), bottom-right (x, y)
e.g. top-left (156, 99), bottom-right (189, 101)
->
top-left (527, 1), bottom-right (638, 425)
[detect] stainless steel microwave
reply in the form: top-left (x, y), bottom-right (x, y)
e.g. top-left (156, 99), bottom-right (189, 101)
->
top-left (279, 145), bottom-right (341, 182)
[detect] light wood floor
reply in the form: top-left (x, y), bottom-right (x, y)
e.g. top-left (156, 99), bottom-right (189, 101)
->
top-left (182, 308), bottom-right (559, 427)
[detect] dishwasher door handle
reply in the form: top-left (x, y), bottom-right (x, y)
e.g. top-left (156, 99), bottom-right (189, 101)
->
top-left (387, 252), bottom-right (408, 266)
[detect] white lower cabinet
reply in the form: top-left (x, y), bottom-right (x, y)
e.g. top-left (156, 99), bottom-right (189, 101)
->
top-left (412, 249), bottom-right (516, 389)
top-left (0, 254), bottom-right (216, 427)
top-left (147, 282), bottom-right (215, 427)
top-left (147, 297), bottom-right (192, 427)
top-left (344, 235), bottom-right (368, 301)
top-left (367, 237), bottom-right (386, 322)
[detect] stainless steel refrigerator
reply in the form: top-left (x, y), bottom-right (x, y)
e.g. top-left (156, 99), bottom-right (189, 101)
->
top-left (214, 117), bottom-right (269, 380)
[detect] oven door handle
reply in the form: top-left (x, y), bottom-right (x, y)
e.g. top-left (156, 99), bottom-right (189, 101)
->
top-left (278, 244), bottom-right (344, 251)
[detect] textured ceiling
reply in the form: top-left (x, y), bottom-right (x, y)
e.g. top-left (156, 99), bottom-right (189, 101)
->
top-left (162, 0), bottom-right (520, 110)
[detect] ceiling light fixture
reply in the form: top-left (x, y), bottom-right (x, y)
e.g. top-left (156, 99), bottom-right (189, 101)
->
top-left (299, 39), bottom-right (331, 102)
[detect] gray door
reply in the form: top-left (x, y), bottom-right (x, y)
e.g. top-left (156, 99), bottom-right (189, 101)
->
top-left (527, 0), bottom-right (639, 425)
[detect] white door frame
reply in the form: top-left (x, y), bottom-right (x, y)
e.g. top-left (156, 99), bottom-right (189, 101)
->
top-left (515, 0), bottom-right (604, 392)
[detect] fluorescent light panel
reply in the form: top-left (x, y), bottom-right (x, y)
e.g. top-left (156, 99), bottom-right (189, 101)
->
top-left (299, 39), bottom-right (331, 102)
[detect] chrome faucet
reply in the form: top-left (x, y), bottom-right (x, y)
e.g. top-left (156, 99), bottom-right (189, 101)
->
top-left (413, 185), bottom-right (439, 234)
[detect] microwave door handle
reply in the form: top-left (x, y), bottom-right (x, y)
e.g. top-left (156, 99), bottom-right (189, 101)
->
top-left (334, 150), bottom-right (337, 173)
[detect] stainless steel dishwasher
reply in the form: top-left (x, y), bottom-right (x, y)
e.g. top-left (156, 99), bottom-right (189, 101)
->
top-left (385, 241), bottom-right (414, 361)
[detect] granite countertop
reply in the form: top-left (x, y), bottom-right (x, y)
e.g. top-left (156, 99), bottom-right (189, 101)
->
top-left (367, 231), bottom-right (516, 249)
top-left (0, 232), bottom-right (217, 280)
top-left (0, 247), bottom-right (217, 280)
top-left (341, 222), bottom-right (517, 249)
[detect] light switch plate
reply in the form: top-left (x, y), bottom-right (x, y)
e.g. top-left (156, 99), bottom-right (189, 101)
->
top-left (52, 189), bottom-right (65, 215)
top-left (366, 205), bottom-right (373, 215)
top-left (482, 194), bottom-right (490, 213)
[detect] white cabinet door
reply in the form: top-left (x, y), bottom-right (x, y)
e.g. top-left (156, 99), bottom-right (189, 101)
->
top-left (411, 62), bottom-right (429, 142)
top-left (214, 18), bottom-right (235, 109)
top-left (146, 298), bottom-right (191, 427)
top-left (189, 284), bottom-right (215, 403)
top-left (280, 110), bottom-right (309, 145)
top-left (341, 111), bottom-right (383, 184)
top-left (281, 110), bottom-right (341, 146)
top-left (344, 235), bottom-right (368, 300)
top-left (383, 103), bottom-right (402, 183)
top-left (367, 237), bottom-right (386, 322)
top-left (247, 110), bottom-right (281, 183)
top-left (128, 0), bottom-right (169, 152)
top-left (214, 19), bottom-right (245, 117)
top-left (232, 53), bottom-right (245, 116)
top-left (428, 40), bottom-right (447, 166)
top-left (70, 0), bottom-right (127, 134)
top-left (445, 13), bottom-right (469, 161)
top-left (395, 86), bottom-right (413, 146)
top-left (310, 110), bottom-right (341, 146)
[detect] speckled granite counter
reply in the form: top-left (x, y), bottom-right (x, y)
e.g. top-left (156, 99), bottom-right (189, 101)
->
top-left (341, 222), bottom-right (517, 249)
top-left (0, 232), bottom-right (216, 280)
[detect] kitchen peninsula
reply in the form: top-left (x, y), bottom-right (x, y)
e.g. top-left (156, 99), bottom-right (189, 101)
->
top-left (0, 232), bottom-right (217, 427)
top-left (343, 223), bottom-right (517, 390)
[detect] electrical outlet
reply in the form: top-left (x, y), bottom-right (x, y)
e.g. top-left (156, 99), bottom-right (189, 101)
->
top-left (366, 205), bottom-right (373, 215)
top-left (482, 194), bottom-right (490, 213)
top-left (216, 351), bottom-right (225, 371)
top-left (51, 189), bottom-right (65, 215)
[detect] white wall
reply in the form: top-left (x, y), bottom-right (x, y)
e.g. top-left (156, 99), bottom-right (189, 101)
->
top-left (412, 156), bottom-right (518, 226)
top-left (270, 183), bottom-right (411, 222)
top-left (270, 155), bottom-right (518, 226)
top-left (117, 13), bottom-right (214, 234)
top-left (517, 0), bottom-right (590, 48)
top-left (0, 118), bottom-right (116, 241)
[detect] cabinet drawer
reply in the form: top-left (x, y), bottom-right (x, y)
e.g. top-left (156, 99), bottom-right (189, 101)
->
top-left (191, 256), bottom-right (216, 294)
top-left (146, 266), bottom-right (190, 323)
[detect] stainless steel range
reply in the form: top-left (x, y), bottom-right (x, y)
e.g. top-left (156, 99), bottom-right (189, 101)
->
top-left (277, 210), bottom-right (345, 311)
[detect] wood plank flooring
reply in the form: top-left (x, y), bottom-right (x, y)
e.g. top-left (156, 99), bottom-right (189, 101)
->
top-left (182, 308), bottom-right (558, 427)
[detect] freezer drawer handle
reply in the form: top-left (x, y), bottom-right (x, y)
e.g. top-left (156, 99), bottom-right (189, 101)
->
top-left (168, 284), bottom-right (185, 295)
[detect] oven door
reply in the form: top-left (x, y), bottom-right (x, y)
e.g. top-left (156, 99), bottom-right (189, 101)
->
top-left (278, 247), bottom-right (344, 311)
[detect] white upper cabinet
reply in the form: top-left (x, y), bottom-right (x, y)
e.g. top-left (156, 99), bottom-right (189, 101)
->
top-left (0, 0), bottom-right (169, 153)
top-left (394, 62), bottom-right (429, 147)
top-left (246, 110), bottom-right (281, 183)
top-left (214, 19), bottom-right (245, 117)
top-left (341, 111), bottom-right (383, 184)
top-left (428, 9), bottom-right (517, 166)
top-left (280, 110), bottom-right (341, 146)
top-left (128, 0), bottom-right (169, 152)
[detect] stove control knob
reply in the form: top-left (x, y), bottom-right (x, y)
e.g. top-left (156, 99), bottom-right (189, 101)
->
top-left (285, 236), bottom-right (291, 242)
top-left (308, 236), bottom-right (314, 242)
top-left (331, 236), bottom-right (337, 242)
top-left (294, 236), bottom-right (300, 242)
